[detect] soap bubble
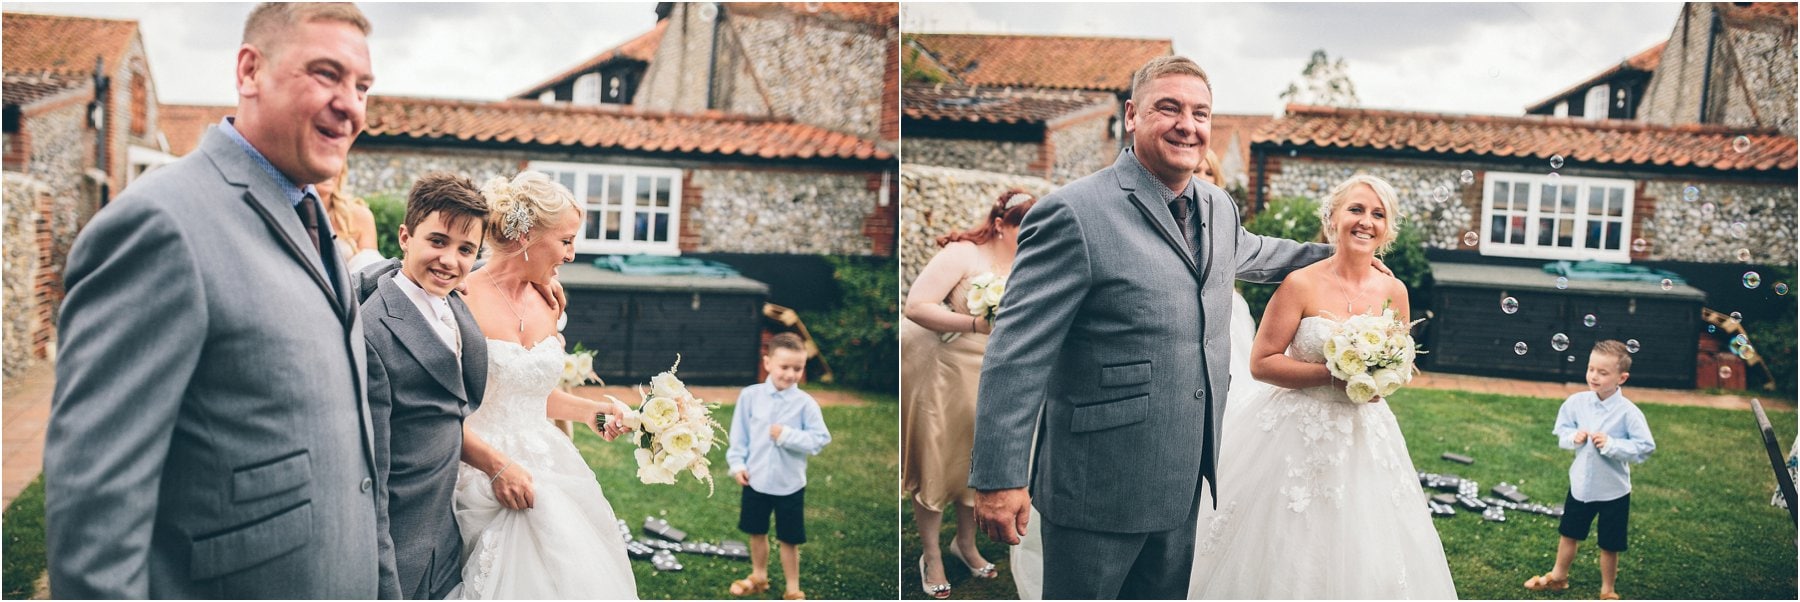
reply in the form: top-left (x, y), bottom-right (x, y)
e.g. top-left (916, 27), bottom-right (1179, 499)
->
top-left (1631, 238), bottom-right (1649, 253)
top-left (1729, 311), bottom-right (1743, 322)
top-left (1583, 314), bottom-right (1597, 328)
top-left (1719, 365), bottom-right (1733, 379)
top-left (1701, 202), bottom-right (1716, 218)
top-left (1551, 333), bottom-right (1570, 352)
top-left (1501, 297), bottom-right (1519, 314)
top-left (1736, 248), bottom-right (1751, 262)
top-left (1660, 278), bottom-right (1674, 291)
top-left (1625, 339), bottom-right (1640, 354)
top-left (1555, 277), bottom-right (1569, 290)
top-left (1733, 136), bottom-right (1752, 153)
top-left (1776, 283), bottom-right (1789, 295)
top-left (1729, 221), bottom-right (1747, 239)
top-left (1460, 170), bottom-right (1475, 186)
top-left (1463, 231), bottom-right (1480, 246)
top-left (1550, 155), bottom-right (1565, 170)
top-left (1682, 186), bottom-right (1700, 202)
top-left (1744, 271), bottom-right (1761, 289)
top-left (1514, 342), bottom-right (1529, 355)
top-left (1433, 184), bottom-right (1451, 203)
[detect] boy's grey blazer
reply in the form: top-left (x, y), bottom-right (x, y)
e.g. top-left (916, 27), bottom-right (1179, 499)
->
top-left (45, 127), bottom-right (386, 598)
top-left (970, 150), bottom-right (1329, 534)
top-left (359, 267), bottom-right (488, 600)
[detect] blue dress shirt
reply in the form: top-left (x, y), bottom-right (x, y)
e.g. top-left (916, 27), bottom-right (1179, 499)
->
top-left (1554, 388), bottom-right (1656, 502)
top-left (726, 377), bottom-right (831, 496)
top-left (217, 117), bottom-right (338, 285)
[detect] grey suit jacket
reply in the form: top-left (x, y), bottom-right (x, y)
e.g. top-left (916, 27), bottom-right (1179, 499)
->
top-left (970, 149), bottom-right (1330, 534)
top-left (45, 127), bottom-right (385, 597)
top-left (361, 270), bottom-right (487, 600)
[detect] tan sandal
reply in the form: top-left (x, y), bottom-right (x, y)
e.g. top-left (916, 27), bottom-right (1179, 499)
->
top-left (1523, 572), bottom-right (1569, 592)
top-left (1600, 592), bottom-right (1621, 600)
top-left (729, 575), bottom-right (770, 596)
top-left (783, 591), bottom-right (806, 600)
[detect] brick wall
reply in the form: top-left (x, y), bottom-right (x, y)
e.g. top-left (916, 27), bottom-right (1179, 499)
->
top-left (899, 164), bottom-right (1054, 296)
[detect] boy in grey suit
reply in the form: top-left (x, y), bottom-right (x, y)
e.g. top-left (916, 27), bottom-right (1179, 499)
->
top-left (45, 4), bottom-right (388, 598)
top-left (970, 56), bottom-right (1333, 599)
top-left (360, 173), bottom-right (491, 599)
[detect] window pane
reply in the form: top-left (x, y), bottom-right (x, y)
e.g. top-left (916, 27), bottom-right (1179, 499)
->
top-left (1540, 184), bottom-right (1557, 212)
top-left (1495, 182), bottom-right (1510, 210)
top-left (1561, 186), bottom-right (1577, 214)
top-left (557, 172), bottom-right (576, 192)
top-left (1606, 221), bottom-right (1622, 250)
top-left (1588, 187), bottom-right (1606, 216)
top-left (1510, 216), bottom-right (1526, 244)
top-left (655, 177), bottom-right (673, 208)
top-left (1514, 184), bottom-right (1530, 208)
top-left (608, 175), bottom-right (624, 206)
top-left (586, 210), bottom-right (602, 239)
top-left (1608, 188), bottom-right (1625, 217)
top-left (636, 176), bottom-right (652, 206)
top-left (587, 174), bottom-right (604, 203)
top-left (1538, 218), bottom-right (1556, 246)
top-left (1490, 216), bottom-right (1507, 243)
top-left (1557, 218), bottom-right (1575, 247)
top-left (653, 213), bottom-right (669, 242)
top-left (604, 210), bottom-right (621, 240)
top-left (633, 213), bottom-right (649, 241)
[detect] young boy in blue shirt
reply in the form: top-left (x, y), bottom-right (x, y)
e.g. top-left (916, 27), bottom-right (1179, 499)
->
top-left (1525, 339), bottom-right (1656, 600)
top-left (727, 333), bottom-right (831, 600)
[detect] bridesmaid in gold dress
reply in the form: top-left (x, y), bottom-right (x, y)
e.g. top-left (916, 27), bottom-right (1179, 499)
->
top-left (902, 189), bottom-right (1036, 599)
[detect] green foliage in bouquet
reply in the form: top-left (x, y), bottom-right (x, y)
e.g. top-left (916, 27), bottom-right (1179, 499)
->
top-left (800, 255), bottom-right (898, 395)
top-left (366, 193), bottom-right (406, 260)
top-left (1239, 195), bottom-right (1432, 324)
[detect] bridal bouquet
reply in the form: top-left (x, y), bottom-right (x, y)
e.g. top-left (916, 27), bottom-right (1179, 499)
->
top-left (559, 344), bottom-right (601, 390)
top-left (602, 356), bottom-right (725, 495)
top-left (1321, 307), bottom-right (1424, 403)
top-left (943, 272), bottom-right (1007, 343)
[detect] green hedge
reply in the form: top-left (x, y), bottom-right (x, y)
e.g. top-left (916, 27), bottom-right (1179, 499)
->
top-left (366, 193), bottom-right (405, 260)
top-left (799, 256), bottom-right (898, 395)
top-left (1238, 196), bottom-right (1433, 324)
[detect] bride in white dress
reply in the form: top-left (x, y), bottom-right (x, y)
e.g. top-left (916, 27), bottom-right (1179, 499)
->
top-left (452, 171), bottom-right (639, 599)
top-left (1186, 174), bottom-right (1455, 599)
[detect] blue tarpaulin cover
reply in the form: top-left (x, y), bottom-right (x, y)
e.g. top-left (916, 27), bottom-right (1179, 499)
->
top-left (1542, 260), bottom-right (1686, 285)
top-left (593, 255), bottom-right (741, 277)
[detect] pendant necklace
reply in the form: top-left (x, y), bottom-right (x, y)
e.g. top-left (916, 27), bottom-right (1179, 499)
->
top-left (488, 275), bottom-right (526, 333)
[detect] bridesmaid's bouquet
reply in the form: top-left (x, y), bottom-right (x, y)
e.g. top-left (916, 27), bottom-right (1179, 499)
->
top-left (942, 272), bottom-right (1007, 343)
top-left (602, 356), bottom-right (725, 495)
top-left (1321, 306), bottom-right (1424, 403)
top-left (559, 343), bottom-right (601, 390)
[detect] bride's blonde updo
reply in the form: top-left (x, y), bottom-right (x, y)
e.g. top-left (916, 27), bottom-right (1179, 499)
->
top-left (480, 171), bottom-right (577, 253)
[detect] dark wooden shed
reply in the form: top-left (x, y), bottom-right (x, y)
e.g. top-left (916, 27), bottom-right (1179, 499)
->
top-left (558, 263), bottom-right (769, 386)
top-left (1425, 263), bottom-right (1705, 389)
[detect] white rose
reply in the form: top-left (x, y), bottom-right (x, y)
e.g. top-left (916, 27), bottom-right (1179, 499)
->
top-left (659, 450), bottom-right (695, 474)
top-left (636, 453), bottom-right (677, 484)
top-left (983, 280), bottom-right (1005, 307)
top-left (1345, 373), bottom-right (1379, 403)
top-left (689, 456), bottom-right (711, 481)
top-left (660, 424), bottom-right (699, 457)
top-left (965, 288), bottom-right (986, 314)
top-left (639, 396), bottom-right (681, 434)
top-left (650, 371), bottom-right (685, 400)
top-left (1372, 368), bottom-right (1406, 397)
top-left (1332, 346), bottom-right (1367, 378)
top-left (969, 272), bottom-right (996, 288)
top-left (633, 448), bottom-right (655, 468)
top-left (560, 358), bottom-right (579, 385)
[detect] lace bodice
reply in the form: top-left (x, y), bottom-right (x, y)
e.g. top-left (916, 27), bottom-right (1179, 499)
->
top-left (1289, 316), bottom-right (1350, 404)
top-left (460, 335), bottom-right (569, 478)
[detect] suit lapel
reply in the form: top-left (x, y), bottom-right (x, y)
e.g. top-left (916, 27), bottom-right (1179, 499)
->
top-left (450, 294), bottom-right (487, 410)
top-left (1114, 153), bottom-right (1201, 278)
top-left (203, 132), bottom-right (349, 324)
top-left (377, 281), bottom-right (468, 402)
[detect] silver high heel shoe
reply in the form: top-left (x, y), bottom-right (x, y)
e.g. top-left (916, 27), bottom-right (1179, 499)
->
top-left (919, 555), bottom-right (952, 598)
top-left (947, 544), bottom-right (998, 579)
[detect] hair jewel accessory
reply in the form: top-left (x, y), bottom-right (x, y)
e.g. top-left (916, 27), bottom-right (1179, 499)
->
top-left (501, 200), bottom-right (533, 241)
top-left (1003, 193), bottom-right (1033, 210)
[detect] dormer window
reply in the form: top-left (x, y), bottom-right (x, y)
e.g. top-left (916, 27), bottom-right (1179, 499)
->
top-left (574, 73), bottom-right (602, 105)
top-left (1584, 84), bottom-right (1608, 120)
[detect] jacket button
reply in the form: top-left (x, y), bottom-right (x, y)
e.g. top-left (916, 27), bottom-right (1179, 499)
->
top-left (1194, 388), bottom-right (1206, 400)
top-left (360, 478), bottom-right (373, 492)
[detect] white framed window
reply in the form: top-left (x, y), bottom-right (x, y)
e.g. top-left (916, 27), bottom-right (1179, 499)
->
top-left (1554, 100), bottom-right (1568, 118)
top-left (531, 161), bottom-right (682, 256)
top-left (1584, 84), bottom-right (1609, 119)
top-left (1480, 172), bottom-right (1633, 262)
top-left (573, 73), bottom-right (602, 105)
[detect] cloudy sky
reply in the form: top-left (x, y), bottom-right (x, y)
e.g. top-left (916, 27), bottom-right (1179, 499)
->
top-left (904, 2), bottom-right (1685, 116)
top-left (8, 2), bottom-right (666, 105)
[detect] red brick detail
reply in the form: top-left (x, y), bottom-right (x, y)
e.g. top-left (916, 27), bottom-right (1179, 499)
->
top-left (1630, 182), bottom-right (1657, 261)
top-left (880, 31), bottom-right (899, 142)
top-left (678, 170), bottom-right (703, 252)
top-left (32, 188), bottom-right (56, 359)
top-left (3, 129), bottom-right (30, 171)
top-left (860, 171), bottom-right (896, 257)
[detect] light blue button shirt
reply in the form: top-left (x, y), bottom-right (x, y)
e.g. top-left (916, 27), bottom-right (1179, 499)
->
top-left (1554, 388), bottom-right (1656, 502)
top-left (217, 117), bottom-right (320, 210)
top-left (726, 377), bottom-right (831, 496)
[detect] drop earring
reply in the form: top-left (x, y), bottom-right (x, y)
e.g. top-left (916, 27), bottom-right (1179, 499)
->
top-left (524, 248), bottom-right (531, 262)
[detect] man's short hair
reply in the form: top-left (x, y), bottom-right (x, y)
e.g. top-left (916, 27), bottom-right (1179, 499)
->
top-left (1592, 340), bottom-right (1632, 373)
top-left (244, 3), bottom-right (371, 53)
top-left (767, 332), bottom-right (806, 355)
top-left (404, 172), bottom-right (489, 240)
top-left (1130, 55), bottom-right (1211, 102)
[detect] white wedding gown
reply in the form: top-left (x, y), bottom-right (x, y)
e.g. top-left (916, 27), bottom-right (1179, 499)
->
top-left (1185, 315), bottom-right (1456, 599)
top-left (451, 336), bottom-right (638, 599)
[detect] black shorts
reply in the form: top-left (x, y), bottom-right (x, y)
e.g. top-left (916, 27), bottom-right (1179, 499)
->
top-left (1559, 491), bottom-right (1630, 552)
top-left (739, 486), bottom-right (806, 544)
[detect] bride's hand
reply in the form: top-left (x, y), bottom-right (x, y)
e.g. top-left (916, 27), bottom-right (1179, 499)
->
top-left (490, 461), bottom-right (536, 510)
top-left (590, 399), bottom-right (631, 441)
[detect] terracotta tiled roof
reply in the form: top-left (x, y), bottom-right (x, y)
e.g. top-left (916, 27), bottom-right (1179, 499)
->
top-left (904, 33), bottom-right (1171, 93)
top-left (513, 19), bottom-right (667, 99)
top-left (1, 72), bottom-right (88, 107)
top-left (1526, 42), bottom-right (1666, 113)
top-left (362, 95), bottom-right (890, 161)
top-left (1210, 113), bottom-right (1274, 175)
top-left (2, 12), bottom-right (139, 77)
top-left (903, 83), bottom-right (1113, 126)
top-left (1258, 105), bottom-right (1798, 172)
top-left (159, 104), bottom-right (237, 156)
top-left (1719, 2), bottom-right (1798, 27)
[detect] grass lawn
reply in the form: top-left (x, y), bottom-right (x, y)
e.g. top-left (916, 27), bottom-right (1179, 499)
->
top-left (582, 400), bottom-right (897, 600)
top-left (901, 388), bottom-right (1797, 600)
top-left (2, 477), bottom-right (46, 599)
top-left (0, 402), bottom-right (897, 600)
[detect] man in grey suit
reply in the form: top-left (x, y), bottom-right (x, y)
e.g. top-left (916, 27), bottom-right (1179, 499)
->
top-left (44, 4), bottom-right (391, 598)
top-left (358, 173), bottom-right (491, 600)
top-left (970, 56), bottom-right (1335, 599)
